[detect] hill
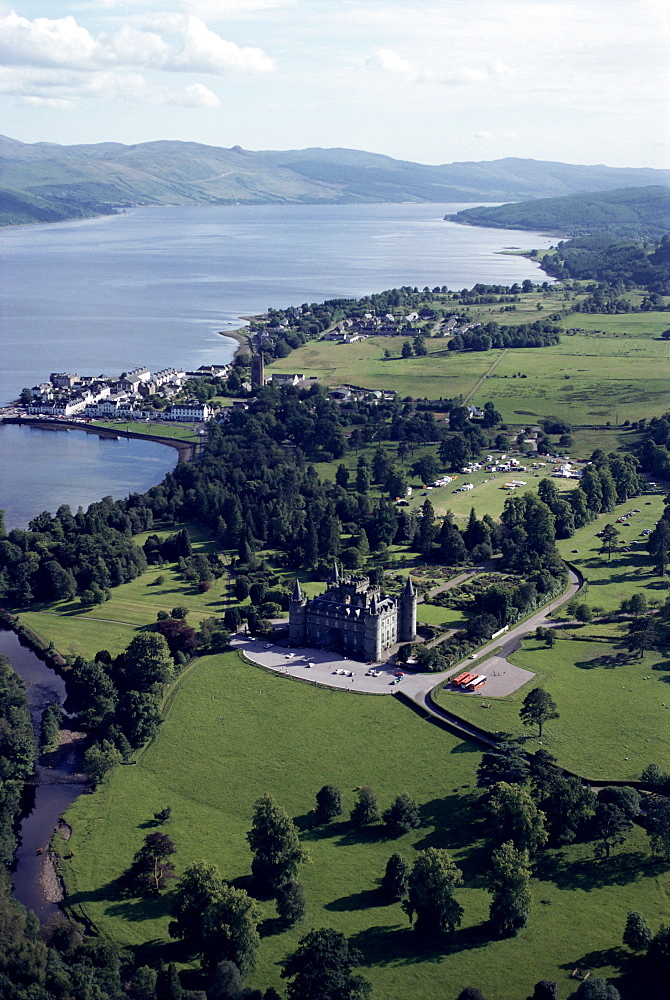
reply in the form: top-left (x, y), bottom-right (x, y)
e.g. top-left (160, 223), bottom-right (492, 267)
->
top-left (1, 134), bottom-right (669, 226)
top-left (446, 185), bottom-right (670, 237)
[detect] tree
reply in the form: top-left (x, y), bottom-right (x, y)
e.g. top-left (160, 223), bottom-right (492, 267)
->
top-left (156, 962), bottom-right (183, 1000)
top-left (383, 792), bottom-right (421, 836)
top-left (276, 879), bottom-right (307, 927)
top-left (381, 853), bottom-right (409, 902)
top-left (127, 832), bottom-right (177, 896)
top-left (401, 340), bottom-right (413, 359)
top-left (481, 782), bottom-right (547, 854)
top-left (540, 776), bottom-right (596, 846)
top-left (527, 983), bottom-right (558, 1000)
top-left (206, 960), bottom-right (246, 1000)
top-left (574, 603), bottom-right (592, 623)
top-left (486, 841), bottom-right (532, 936)
top-left (335, 464), bottom-right (349, 489)
top-left (350, 786), bottom-right (380, 827)
top-left (155, 617), bottom-right (199, 658)
top-left (315, 784), bottom-right (343, 823)
top-left (170, 859), bottom-right (224, 945)
top-left (457, 990), bottom-right (489, 1000)
top-left (413, 334), bottom-right (427, 356)
top-left (281, 928), bottom-right (370, 1000)
top-left (626, 617), bottom-right (658, 659)
top-left (645, 795), bottom-right (670, 858)
top-left (39, 702), bottom-right (62, 749)
top-left (247, 794), bottom-right (309, 892)
top-left (599, 523), bottom-right (620, 561)
top-left (403, 847), bottom-right (464, 938)
top-left (648, 518), bottom-right (670, 577)
top-left (128, 966), bottom-right (158, 1000)
top-left (201, 884), bottom-right (260, 976)
top-left (477, 742), bottom-right (529, 788)
top-left (623, 910), bottom-right (653, 952)
top-left (592, 802), bottom-right (632, 859)
top-left (124, 632), bottom-right (174, 689)
top-left (520, 688), bottom-right (559, 738)
top-left (83, 739), bottom-right (122, 787)
top-left (568, 978), bottom-right (620, 1000)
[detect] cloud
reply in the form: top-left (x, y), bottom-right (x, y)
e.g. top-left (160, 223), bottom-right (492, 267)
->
top-left (365, 48), bottom-right (415, 78)
top-left (151, 15), bottom-right (275, 74)
top-left (0, 10), bottom-right (274, 75)
top-left (475, 131), bottom-right (492, 140)
top-left (0, 66), bottom-right (222, 109)
top-left (365, 47), bottom-right (512, 86)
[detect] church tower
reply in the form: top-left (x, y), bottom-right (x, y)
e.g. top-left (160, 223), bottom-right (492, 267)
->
top-left (398, 575), bottom-right (417, 642)
top-left (251, 352), bottom-right (265, 388)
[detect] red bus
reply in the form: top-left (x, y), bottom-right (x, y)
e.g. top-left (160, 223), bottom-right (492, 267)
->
top-left (455, 672), bottom-right (477, 688)
top-left (452, 672), bottom-right (471, 686)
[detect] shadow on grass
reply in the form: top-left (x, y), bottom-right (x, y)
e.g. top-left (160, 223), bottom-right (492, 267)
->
top-left (536, 850), bottom-right (667, 891)
top-left (575, 652), bottom-right (632, 669)
top-left (350, 920), bottom-right (491, 968)
top-left (106, 893), bottom-right (172, 922)
top-left (412, 795), bottom-right (475, 854)
top-left (558, 944), bottom-right (628, 974)
top-left (259, 916), bottom-right (285, 938)
top-left (325, 887), bottom-right (381, 912)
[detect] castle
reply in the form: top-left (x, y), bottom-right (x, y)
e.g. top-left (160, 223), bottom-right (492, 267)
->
top-left (289, 564), bottom-right (417, 662)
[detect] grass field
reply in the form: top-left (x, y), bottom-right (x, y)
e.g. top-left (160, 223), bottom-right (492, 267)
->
top-left (470, 329), bottom-right (670, 424)
top-left (62, 653), bottom-right (670, 1000)
top-left (434, 625), bottom-right (670, 780)
top-left (267, 311), bottom-right (670, 426)
top-left (269, 336), bottom-right (497, 401)
top-left (91, 420), bottom-right (199, 442)
top-left (433, 492), bottom-right (670, 779)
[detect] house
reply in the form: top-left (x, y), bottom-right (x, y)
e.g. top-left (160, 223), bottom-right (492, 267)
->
top-left (164, 401), bottom-right (211, 422)
top-left (50, 373), bottom-right (80, 389)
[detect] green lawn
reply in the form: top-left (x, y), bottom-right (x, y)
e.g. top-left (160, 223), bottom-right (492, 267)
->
top-left (471, 326), bottom-right (670, 424)
top-left (91, 420), bottom-right (199, 442)
top-left (268, 336), bottom-right (496, 400)
top-left (18, 523), bottom-right (232, 660)
top-left (434, 626), bottom-right (670, 780)
top-left (62, 653), bottom-right (669, 1000)
top-left (556, 494), bottom-right (669, 614)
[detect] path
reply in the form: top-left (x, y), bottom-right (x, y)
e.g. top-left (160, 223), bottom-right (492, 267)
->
top-left (464, 348), bottom-right (509, 405)
top-left (423, 560), bottom-right (497, 601)
top-left (401, 566), bottom-right (581, 717)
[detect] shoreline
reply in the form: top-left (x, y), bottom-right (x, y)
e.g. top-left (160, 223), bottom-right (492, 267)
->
top-left (218, 327), bottom-right (251, 358)
top-left (0, 416), bottom-right (196, 462)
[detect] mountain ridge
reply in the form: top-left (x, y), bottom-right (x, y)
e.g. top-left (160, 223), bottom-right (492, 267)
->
top-left (2, 135), bottom-right (669, 227)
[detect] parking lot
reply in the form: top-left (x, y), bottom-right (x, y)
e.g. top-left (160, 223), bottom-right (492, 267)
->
top-left (230, 636), bottom-right (407, 693)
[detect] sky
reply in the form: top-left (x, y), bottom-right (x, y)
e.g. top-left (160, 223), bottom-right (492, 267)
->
top-left (1, 0), bottom-right (668, 169)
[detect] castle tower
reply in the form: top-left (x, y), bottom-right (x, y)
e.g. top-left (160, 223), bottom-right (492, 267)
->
top-left (251, 352), bottom-right (265, 388)
top-left (288, 577), bottom-right (307, 645)
top-left (398, 574), bottom-right (417, 642)
top-left (364, 590), bottom-right (382, 662)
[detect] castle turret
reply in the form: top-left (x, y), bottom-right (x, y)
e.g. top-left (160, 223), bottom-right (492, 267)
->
top-left (289, 577), bottom-right (307, 645)
top-left (364, 589), bottom-right (382, 662)
top-left (398, 574), bottom-right (417, 642)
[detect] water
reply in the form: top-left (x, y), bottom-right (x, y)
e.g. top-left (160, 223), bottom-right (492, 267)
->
top-left (0, 203), bottom-right (556, 405)
top-left (0, 629), bottom-right (83, 923)
top-left (0, 423), bottom-right (178, 530)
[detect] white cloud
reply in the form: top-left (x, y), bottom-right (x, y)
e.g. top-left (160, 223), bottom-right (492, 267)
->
top-left (475, 131), bottom-right (492, 140)
top-left (0, 12), bottom-right (100, 69)
top-left (365, 48), bottom-right (414, 78)
top-left (365, 47), bottom-right (512, 87)
top-left (157, 15), bottom-right (275, 74)
top-left (0, 10), bottom-right (274, 75)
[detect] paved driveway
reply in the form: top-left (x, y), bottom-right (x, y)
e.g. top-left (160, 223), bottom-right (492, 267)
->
top-left (230, 636), bottom-right (408, 693)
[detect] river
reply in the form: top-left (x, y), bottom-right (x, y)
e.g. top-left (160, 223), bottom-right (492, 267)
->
top-left (0, 629), bottom-right (85, 923)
